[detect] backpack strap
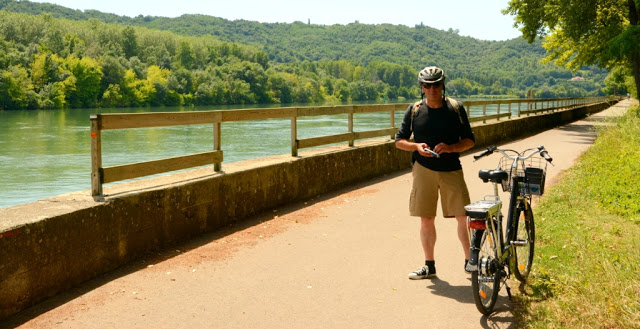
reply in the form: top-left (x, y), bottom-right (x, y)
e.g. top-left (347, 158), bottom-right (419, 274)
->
top-left (410, 98), bottom-right (465, 132)
top-left (446, 97), bottom-right (465, 125)
top-left (409, 100), bottom-right (422, 132)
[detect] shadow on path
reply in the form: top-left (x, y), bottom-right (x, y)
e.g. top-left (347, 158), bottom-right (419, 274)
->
top-left (426, 277), bottom-right (474, 304)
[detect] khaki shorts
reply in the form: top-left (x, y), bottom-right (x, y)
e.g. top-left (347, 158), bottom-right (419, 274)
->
top-left (409, 162), bottom-right (471, 218)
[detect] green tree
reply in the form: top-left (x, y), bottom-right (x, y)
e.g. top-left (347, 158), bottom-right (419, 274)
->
top-left (30, 52), bottom-right (76, 108)
top-left (605, 65), bottom-right (633, 96)
top-left (63, 33), bottom-right (86, 58)
top-left (167, 68), bottom-right (194, 94)
top-left (194, 79), bottom-right (224, 105)
top-left (255, 50), bottom-right (269, 70)
top-left (64, 56), bottom-right (103, 107)
top-left (176, 40), bottom-right (196, 69)
top-left (31, 52), bottom-right (61, 92)
top-left (266, 69), bottom-right (294, 103)
top-left (0, 65), bottom-right (35, 109)
top-left (101, 83), bottom-right (124, 107)
top-left (121, 68), bottom-right (150, 106)
top-left (121, 26), bottom-right (139, 59)
top-left (43, 27), bottom-right (64, 55)
top-left (334, 78), bottom-right (350, 101)
top-left (146, 65), bottom-right (171, 105)
top-left (99, 55), bottom-right (126, 97)
top-left (504, 0), bottom-right (640, 96)
top-left (352, 65), bottom-right (365, 81)
top-left (448, 78), bottom-right (475, 96)
top-left (38, 80), bottom-right (69, 108)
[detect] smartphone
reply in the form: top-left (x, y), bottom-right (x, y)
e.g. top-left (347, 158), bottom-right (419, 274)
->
top-left (423, 148), bottom-right (440, 158)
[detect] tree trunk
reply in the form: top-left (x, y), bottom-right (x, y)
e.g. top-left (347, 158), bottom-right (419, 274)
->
top-left (630, 0), bottom-right (640, 97)
top-left (634, 53), bottom-right (640, 97)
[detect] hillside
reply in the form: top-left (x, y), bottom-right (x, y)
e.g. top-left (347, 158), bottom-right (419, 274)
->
top-left (0, 0), bottom-right (611, 110)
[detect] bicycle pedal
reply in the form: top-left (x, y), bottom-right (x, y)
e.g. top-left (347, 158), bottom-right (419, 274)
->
top-left (511, 240), bottom-right (528, 247)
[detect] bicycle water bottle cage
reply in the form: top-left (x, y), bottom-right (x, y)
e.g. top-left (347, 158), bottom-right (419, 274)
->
top-left (479, 169), bottom-right (508, 183)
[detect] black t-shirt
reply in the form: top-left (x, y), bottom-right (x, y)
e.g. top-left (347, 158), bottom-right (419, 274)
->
top-left (395, 99), bottom-right (475, 171)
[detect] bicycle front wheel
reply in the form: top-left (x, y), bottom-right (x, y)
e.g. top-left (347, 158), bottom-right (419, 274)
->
top-left (513, 204), bottom-right (535, 282)
top-left (471, 227), bottom-right (501, 315)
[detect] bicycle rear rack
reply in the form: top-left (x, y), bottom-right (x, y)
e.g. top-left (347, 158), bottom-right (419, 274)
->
top-left (465, 200), bottom-right (501, 219)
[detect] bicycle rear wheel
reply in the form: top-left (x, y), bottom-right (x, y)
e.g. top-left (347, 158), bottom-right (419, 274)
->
top-left (513, 204), bottom-right (535, 282)
top-left (471, 227), bottom-right (501, 315)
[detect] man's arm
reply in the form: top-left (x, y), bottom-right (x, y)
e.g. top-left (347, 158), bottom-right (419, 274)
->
top-left (433, 138), bottom-right (474, 154)
top-left (395, 139), bottom-right (421, 152)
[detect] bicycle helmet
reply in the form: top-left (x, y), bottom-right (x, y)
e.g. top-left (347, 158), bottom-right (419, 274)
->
top-left (418, 66), bottom-right (445, 84)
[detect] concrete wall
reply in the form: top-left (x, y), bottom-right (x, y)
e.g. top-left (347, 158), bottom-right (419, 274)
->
top-left (0, 101), bottom-right (614, 319)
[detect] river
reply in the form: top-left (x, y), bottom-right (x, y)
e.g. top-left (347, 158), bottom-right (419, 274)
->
top-left (0, 100), bottom-right (499, 209)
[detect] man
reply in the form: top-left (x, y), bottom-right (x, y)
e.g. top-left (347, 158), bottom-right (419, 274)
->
top-left (394, 66), bottom-right (475, 279)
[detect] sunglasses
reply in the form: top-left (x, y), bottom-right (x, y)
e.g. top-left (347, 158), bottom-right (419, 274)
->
top-left (421, 82), bottom-right (443, 89)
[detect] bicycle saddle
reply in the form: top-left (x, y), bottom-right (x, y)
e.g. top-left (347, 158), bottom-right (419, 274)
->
top-left (478, 169), bottom-right (508, 183)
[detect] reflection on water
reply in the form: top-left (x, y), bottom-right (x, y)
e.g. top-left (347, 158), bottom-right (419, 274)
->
top-left (0, 99), bottom-right (504, 209)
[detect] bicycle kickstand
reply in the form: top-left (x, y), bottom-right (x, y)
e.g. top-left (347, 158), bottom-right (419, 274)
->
top-left (502, 273), bottom-right (512, 299)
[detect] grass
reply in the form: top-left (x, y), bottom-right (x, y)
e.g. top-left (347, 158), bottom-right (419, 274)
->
top-left (512, 105), bottom-right (640, 328)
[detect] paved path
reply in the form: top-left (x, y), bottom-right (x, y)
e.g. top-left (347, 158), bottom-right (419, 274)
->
top-left (3, 100), bottom-right (634, 329)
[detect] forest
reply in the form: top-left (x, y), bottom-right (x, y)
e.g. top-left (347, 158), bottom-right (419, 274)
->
top-left (0, 0), bottom-right (615, 110)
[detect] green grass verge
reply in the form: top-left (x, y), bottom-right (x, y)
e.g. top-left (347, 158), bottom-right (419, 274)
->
top-left (513, 105), bottom-right (640, 328)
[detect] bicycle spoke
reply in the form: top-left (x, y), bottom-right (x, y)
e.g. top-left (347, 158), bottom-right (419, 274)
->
top-left (471, 229), bottom-right (501, 315)
top-left (513, 204), bottom-right (535, 282)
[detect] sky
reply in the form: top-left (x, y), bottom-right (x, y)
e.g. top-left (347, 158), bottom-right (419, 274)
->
top-left (30, 0), bottom-right (523, 41)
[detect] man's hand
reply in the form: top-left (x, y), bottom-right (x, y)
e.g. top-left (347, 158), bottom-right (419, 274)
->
top-left (417, 143), bottom-right (439, 158)
top-left (433, 143), bottom-right (451, 154)
top-left (433, 139), bottom-right (475, 154)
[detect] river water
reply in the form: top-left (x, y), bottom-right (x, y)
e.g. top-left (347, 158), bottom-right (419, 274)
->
top-left (0, 100), bottom-right (497, 209)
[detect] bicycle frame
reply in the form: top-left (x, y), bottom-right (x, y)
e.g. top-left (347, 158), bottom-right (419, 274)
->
top-left (466, 145), bottom-right (552, 314)
top-left (473, 173), bottom-right (528, 274)
top-left (467, 146), bottom-right (549, 274)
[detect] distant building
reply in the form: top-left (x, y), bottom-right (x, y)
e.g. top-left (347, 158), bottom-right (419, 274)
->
top-left (570, 76), bottom-right (585, 82)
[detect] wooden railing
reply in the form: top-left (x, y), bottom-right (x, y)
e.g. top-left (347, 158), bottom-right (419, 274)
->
top-left (463, 97), bottom-right (609, 123)
top-left (90, 96), bottom-right (614, 196)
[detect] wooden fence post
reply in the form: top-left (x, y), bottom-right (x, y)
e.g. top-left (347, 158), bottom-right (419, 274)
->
top-left (291, 114), bottom-right (298, 157)
top-left (482, 104), bottom-right (487, 123)
top-left (348, 110), bottom-right (354, 147)
top-left (389, 110), bottom-right (395, 139)
top-left (214, 122), bottom-right (221, 171)
top-left (90, 114), bottom-right (103, 196)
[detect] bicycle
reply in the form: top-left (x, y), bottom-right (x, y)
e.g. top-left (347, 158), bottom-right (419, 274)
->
top-left (464, 145), bottom-right (553, 315)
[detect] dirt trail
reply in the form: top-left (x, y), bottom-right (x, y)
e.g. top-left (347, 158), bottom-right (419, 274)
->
top-left (2, 100), bottom-right (633, 329)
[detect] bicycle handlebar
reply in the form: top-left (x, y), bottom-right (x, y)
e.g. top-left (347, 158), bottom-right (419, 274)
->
top-left (473, 144), bottom-right (554, 164)
top-left (473, 145), bottom-right (496, 160)
top-left (539, 149), bottom-right (553, 162)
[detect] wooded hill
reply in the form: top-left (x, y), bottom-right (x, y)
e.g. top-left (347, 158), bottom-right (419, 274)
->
top-left (0, 0), bottom-right (611, 110)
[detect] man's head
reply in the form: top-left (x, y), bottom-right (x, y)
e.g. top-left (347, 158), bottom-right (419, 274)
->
top-left (418, 66), bottom-right (445, 100)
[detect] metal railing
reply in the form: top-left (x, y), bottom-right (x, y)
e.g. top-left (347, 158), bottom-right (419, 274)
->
top-left (90, 96), bottom-right (614, 196)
